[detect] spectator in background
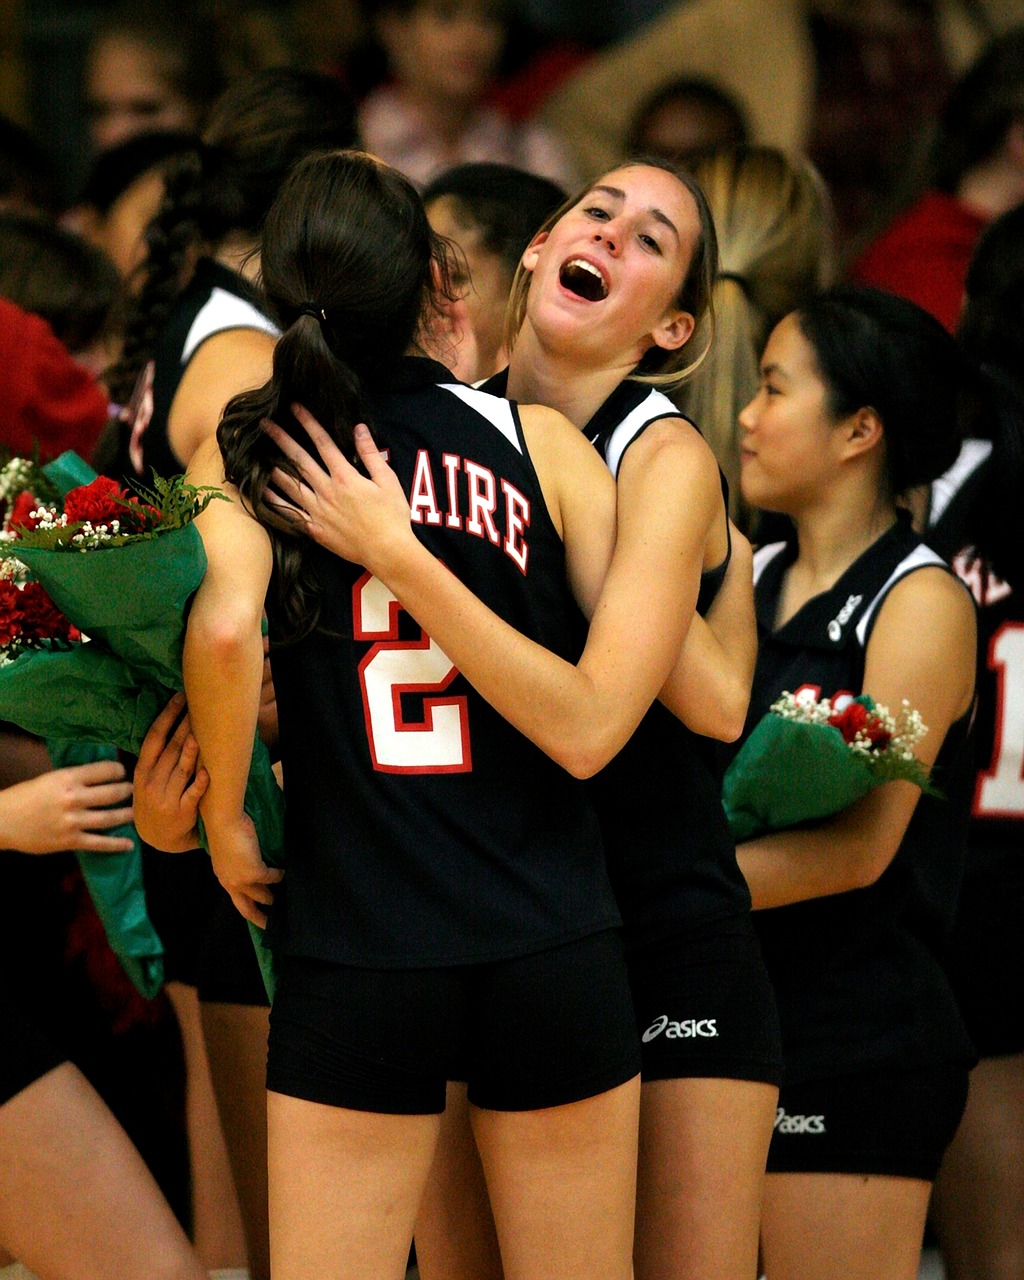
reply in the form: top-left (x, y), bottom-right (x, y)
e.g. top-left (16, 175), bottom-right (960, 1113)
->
top-left (70, 131), bottom-right (199, 282)
top-left (627, 77), bottom-right (749, 171)
top-left (421, 161), bottom-right (565, 381)
top-left (0, 297), bottom-right (108, 462)
top-left (852, 26), bottom-right (1024, 331)
top-left (84, 4), bottom-right (224, 154)
top-left (0, 209), bottom-right (121, 379)
top-left (674, 146), bottom-right (835, 535)
top-left (358, 0), bottom-right (577, 189)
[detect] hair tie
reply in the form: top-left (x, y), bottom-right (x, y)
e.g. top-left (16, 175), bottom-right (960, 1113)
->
top-left (718, 270), bottom-right (750, 295)
top-left (298, 303), bottom-right (327, 323)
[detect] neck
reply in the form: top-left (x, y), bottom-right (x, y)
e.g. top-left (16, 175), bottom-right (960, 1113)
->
top-left (790, 483), bottom-right (897, 592)
top-left (214, 236), bottom-right (260, 281)
top-left (506, 321), bottom-right (641, 430)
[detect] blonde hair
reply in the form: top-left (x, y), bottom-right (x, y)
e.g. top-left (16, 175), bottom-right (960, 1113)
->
top-left (504, 158), bottom-right (719, 394)
top-left (674, 146), bottom-right (836, 529)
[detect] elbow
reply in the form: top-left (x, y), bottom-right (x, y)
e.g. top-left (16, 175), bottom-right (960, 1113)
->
top-left (844, 838), bottom-right (900, 892)
top-left (189, 609), bottom-right (260, 661)
top-left (555, 723), bottom-right (622, 780)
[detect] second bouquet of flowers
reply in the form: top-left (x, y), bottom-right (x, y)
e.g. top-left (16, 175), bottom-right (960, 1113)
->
top-left (0, 453), bottom-right (284, 997)
top-left (722, 689), bottom-right (936, 843)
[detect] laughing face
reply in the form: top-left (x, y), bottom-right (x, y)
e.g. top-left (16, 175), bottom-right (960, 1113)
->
top-left (520, 164), bottom-right (700, 368)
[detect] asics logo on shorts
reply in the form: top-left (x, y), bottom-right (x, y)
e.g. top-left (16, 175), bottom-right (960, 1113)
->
top-left (641, 1015), bottom-right (718, 1042)
top-left (774, 1106), bottom-right (826, 1135)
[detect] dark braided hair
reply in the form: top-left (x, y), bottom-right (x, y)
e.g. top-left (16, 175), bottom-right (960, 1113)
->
top-left (107, 68), bottom-right (358, 406)
top-left (218, 150), bottom-right (457, 642)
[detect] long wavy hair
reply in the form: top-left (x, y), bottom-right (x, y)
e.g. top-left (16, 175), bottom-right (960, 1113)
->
top-left (217, 150), bottom-right (456, 642)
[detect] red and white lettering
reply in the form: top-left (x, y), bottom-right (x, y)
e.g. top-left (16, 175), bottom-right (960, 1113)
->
top-left (974, 621), bottom-right (1024, 818)
top-left (501, 479), bottom-right (530, 574)
top-left (353, 571), bottom-right (472, 774)
top-left (441, 453), bottom-right (462, 529)
top-left (409, 449), bottom-right (442, 526)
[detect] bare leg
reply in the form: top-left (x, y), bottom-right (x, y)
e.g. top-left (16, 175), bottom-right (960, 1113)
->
top-left (415, 1083), bottom-right (504, 1280)
top-left (201, 1000), bottom-right (271, 1280)
top-left (931, 1053), bottom-right (1024, 1280)
top-left (0, 1062), bottom-right (205, 1280)
top-left (761, 1171), bottom-right (932, 1280)
top-left (165, 982), bottom-right (248, 1272)
top-left (267, 1089), bottom-right (440, 1280)
top-left (635, 1077), bottom-right (777, 1280)
top-left (472, 1076), bottom-right (640, 1280)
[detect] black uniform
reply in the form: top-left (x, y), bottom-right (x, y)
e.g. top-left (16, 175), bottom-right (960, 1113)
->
top-left (265, 359), bottom-right (638, 1114)
top-left (485, 371), bottom-right (783, 1086)
top-left (928, 439), bottom-right (1024, 1059)
top-left (115, 258), bottom-right (277, 1005)
top-left (744, 516), bottom-right (975, 1177)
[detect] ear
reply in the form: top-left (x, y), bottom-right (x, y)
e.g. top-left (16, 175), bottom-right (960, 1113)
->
top-left (838, 406), bottom-right (884, 460)
top-left (650, 307), bottom-right (695, 353)
top-left (520, 230), bottom-right (548, 274)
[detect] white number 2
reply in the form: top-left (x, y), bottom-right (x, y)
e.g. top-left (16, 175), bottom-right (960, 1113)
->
top-left (975, 622), bottom-right (1024, 818)
top-left (353, 571), bottom-right (472, 774)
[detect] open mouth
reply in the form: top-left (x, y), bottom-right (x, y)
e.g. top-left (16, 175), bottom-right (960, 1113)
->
top-left (559, 257), bottom-right (609, 301)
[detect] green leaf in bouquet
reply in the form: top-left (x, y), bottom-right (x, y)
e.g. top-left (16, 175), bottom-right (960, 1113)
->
top-left (47, 739), bottom-right (164, 1001)
top-left (723, 715), bottom-right (879, 842)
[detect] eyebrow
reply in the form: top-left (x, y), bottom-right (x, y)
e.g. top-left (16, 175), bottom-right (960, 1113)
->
top-left (761, 362), bottom-right (787, 379)
top-left (590, 184), bottom-right (681, 242)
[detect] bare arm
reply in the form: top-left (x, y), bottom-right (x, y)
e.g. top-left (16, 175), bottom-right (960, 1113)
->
top-left (658, 523), bottom-right (756, 742)
top-left (182, 438), bottom-right (281, 924)
top-left (737, 568), bottom-right (976, 910)
top-left (265, 406), bottom-right (720, 777)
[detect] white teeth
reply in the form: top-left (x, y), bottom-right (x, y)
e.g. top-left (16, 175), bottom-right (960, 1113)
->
top-left (566, 258), bottom-right (604, 281)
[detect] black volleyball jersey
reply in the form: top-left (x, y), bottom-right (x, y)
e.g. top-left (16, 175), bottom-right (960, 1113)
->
top-left (742, 517), bottom-right (975, 1081)
top-left (928, 441), bottom-right (1024, 872)
top-left (268, 358), bottom-right (619, 969)
top-left (114, 259), bottom-right (277, 485)
top-left (483, 371), bottom-right (752, 945)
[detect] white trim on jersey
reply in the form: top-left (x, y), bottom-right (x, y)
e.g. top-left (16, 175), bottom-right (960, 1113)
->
top-left (597, 388), bottom-right (679, 478)
top-left (440, 383), bottom-right (522, 454)
top-left (855, 544), bottom-right (947, 646)
top-left (181, 287), bottom-right (280, 363)
top-left (928, 438), bottom-right (993, 527)
top-left (752, 541), bottom-right (788, 585)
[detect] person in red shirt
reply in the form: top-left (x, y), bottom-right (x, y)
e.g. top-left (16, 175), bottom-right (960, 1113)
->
top-left (852, 27), bottom-right (1024, 333)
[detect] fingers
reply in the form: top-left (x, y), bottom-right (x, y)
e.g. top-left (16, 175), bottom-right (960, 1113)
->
top-left (352, 423), bottom-right (395, 485)
top-left (268, 464), bottom-right (312, 507)
top-left (137, 692), bottom-right (187, 768)
top-left (183, 766), bottom-right (210, 806)
top-left (75, 832), bottom-right (137, 854)
top-left (77, 780), bottom-right (133, 810)
top-left (78, 803), bottom-right (134, 831)
top-left (291, 403), bottom-right (349, 471)
top-left (230, 889), bottom-right (269, 929)
top-left (65, 758), bottom-right (129, 786)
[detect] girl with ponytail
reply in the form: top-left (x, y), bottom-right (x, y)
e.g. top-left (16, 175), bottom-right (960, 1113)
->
top-left (187, 148), bottom-right (643, 1280)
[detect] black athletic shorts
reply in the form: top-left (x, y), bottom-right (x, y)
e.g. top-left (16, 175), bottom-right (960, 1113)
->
top-left (143, 847), bottom-right (269, 1006)
top-left (942, 861), bottom-right (1024, 1058)
top-left (766, 1063), bottom-right (969, 1180)
top-left (266, 929), bottom-right (640, 1114)
top-left (0, 988), bottom-right (66, 1107)
top-left (628, 914), bottom-right (783, 1086)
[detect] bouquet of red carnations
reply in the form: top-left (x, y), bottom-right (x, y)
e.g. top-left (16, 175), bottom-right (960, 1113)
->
top-left (0, 453), bottom-right (284, 997)
top-left (722, 689), bottom-right (936, 843)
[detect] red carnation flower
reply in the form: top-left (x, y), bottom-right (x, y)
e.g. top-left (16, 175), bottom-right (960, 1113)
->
top-left (863, 719), bottom-right (892, 751)
top-left (64, 476), bottom-right (127, 527)
top-left (18, 580), bottom-right (76, 641)
top-left (828, 701), bottom-right (869, 744)
top-left (0, 580), bottom-right (24, 647)
top-left (9, 489), bottom-right (43, 532)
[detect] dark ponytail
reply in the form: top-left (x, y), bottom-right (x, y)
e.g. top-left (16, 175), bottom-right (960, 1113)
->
top-left (107, 68), bottom-right (358, 405)
top-left (218, 150), bottom-right (456, 642)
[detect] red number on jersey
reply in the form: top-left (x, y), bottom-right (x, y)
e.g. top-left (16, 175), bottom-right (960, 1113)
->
top-left (974, 621), bottom-right (1024, 819)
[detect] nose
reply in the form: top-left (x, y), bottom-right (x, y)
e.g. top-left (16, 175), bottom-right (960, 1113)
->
top-left (738, 393), bottom-right (759, 431)
top-left (592, 224), bottom-right (620, 255)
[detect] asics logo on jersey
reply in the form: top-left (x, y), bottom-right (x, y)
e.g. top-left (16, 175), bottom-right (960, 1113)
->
top-left (827, 594), bottom-right (863, 642)
top-left (774, 1107), bottom-right (826, 1134)
top-left (641, 1015), bottom-right (719, 1042)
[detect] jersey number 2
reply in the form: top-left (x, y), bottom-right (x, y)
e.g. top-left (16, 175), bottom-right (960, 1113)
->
top-left (975, 622), bottom-right (1024, 818)
top-left (353, 571), bottom-right (472, 774)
